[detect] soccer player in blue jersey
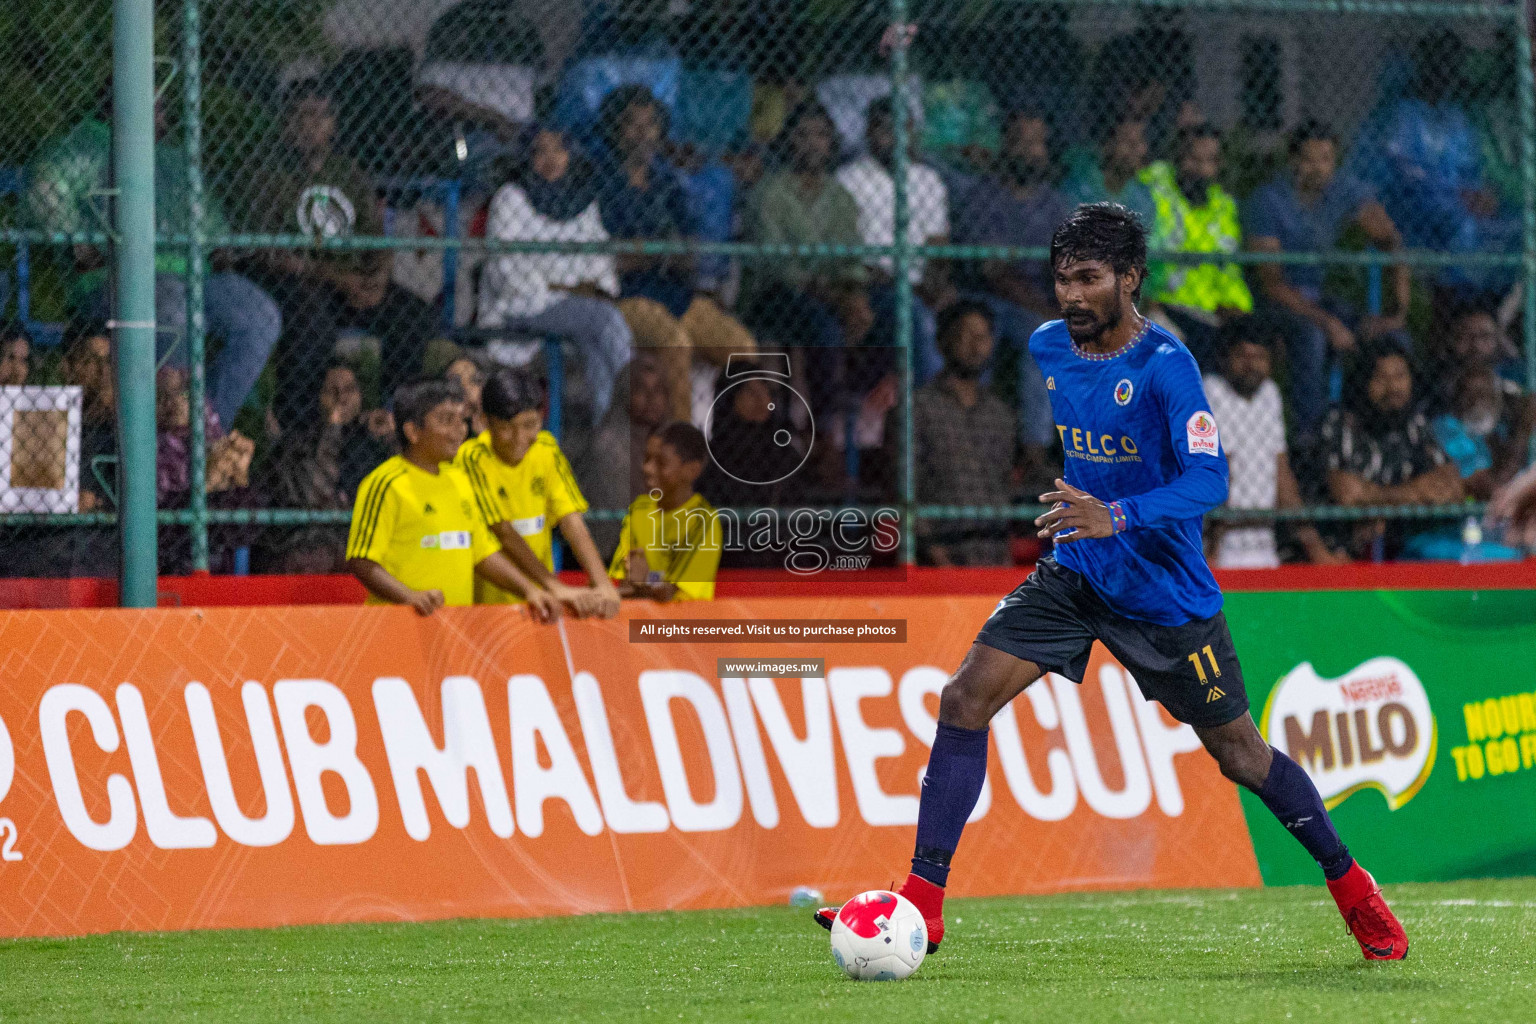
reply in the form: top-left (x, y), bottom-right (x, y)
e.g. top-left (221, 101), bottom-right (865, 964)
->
top-left (816, 203), bottom-right (1407, 961)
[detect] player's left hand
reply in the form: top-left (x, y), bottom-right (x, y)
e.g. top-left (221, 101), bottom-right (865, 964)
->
top-left (1035, 478), bottom-right (1115, 542)
top-left (524, 587), bottom-right (564, 624)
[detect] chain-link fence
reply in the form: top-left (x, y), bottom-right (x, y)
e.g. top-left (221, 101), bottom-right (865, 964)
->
top-left (0, 0), bottom-right (1532, 586)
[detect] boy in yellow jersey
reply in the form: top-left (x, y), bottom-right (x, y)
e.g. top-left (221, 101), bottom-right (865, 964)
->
top-left (456, 368), bottom-right (620, 617)
top-left (346, 378), bottom-right (589, 618)
top-left (609, 422), bottom-right (722, 601)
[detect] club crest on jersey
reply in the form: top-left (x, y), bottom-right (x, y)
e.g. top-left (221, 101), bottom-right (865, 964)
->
top-left (1186, 410), bottom-right (1219, 455)
top-left (1114, 379), bottom-right (1133, 406)
top-left (1046, 376), bottom-right (1056, 390)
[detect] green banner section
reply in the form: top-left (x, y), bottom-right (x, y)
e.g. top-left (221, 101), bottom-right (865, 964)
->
top-left (1227, 589), bottom-right (1536, 887)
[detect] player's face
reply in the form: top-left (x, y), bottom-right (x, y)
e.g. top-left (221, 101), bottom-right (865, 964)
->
top-left (1367, 353), bottom-right (1414, 414)
top-left (0, 336), bottom-right (29, 386)
top-left (629, 362), bottom-right (671, 428)
top-left (319, 366), bottom-right (362, 425)
top-left (1223, 340), bottom-right (1272, 398)
top-left (489, 409), bottom-right (543, 465)
top-left (1055, 259), bottom-right (1130, 343)
top-left (867, 113), bottom-right (895, 164)
top-left (642, 435), bottom-right (697, 495)
top-left (411, 400), bottom-right (469, 464)
top-left (1293, 139), bottom-right (1336, 192)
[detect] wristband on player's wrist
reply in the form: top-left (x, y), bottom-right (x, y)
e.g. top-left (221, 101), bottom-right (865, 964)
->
top-left (1108, 501), bottom-right (1128, 534)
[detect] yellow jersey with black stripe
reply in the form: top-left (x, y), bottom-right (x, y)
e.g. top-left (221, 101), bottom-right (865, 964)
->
top-left (346, 456), bottom-right (500, 606)
top-left (456, 430), bottom-right (588, 605)
top-left (607, 492), bottom-right (721, 601)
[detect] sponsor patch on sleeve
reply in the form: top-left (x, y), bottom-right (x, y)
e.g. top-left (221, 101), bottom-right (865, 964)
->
top-left (1186, 411), bottom-right (1219, 456)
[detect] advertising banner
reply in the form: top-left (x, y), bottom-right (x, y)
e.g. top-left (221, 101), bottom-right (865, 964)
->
top-left (1228, 589), bottom-right (1536, 886)
top-left (0, 598), bottom-right (1255, 938)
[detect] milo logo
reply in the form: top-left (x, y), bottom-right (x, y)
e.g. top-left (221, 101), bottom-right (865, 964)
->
top-left (1262, 657), bottom-right (1436, 810)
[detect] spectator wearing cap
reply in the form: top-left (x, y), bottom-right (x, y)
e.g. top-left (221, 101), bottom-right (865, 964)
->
top-left (1245, 120), bottom-right (1410, 439)
top-left (1203, 319), bottom-right (1341, 568)
top-left (478, 125), bottom-right (634, 426)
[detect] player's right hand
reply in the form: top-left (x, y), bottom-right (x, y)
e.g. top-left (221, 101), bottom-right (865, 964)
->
top-left (407, 589), bottom-right (445, 617)
top-left (524, 588), bottom-right (564, 624)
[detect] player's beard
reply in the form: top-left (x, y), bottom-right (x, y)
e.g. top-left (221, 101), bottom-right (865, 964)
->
top-left (1063, 302), bottom-right (1122, 345)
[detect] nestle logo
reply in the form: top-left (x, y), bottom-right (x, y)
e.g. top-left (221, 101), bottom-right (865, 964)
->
top-left (1340, 675), bottom-right (1403, 705)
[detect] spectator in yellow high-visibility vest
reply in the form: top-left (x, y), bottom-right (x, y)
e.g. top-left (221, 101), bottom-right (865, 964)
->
top-left (1140, 122), bottom-right (1252, 369)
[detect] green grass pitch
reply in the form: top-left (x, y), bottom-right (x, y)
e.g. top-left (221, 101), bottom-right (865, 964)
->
top-left (3, 878), bottom-right (1534, 1023)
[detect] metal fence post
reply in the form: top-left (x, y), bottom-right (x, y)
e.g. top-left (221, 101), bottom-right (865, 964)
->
top-left (183, 0), bottom-right (209, 572)
top-left (888, 0), bottom-right (916, 567)
top-left (113, 0), bottom-right (158, 607)
top-left (1516, 2), bottom-right (1536, 394)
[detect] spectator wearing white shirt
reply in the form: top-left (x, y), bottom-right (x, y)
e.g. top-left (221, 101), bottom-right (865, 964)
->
top-left (835, 98), bottom-right (951, 383)
top-left (1203, 320), bottom-right (1342, 568)
top-left (478, 126), bottom-right (633, 423)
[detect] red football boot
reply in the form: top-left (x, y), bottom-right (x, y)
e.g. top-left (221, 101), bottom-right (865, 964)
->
top-left (814, 873), bottom-right (946, 953)
top-left (1327, 862), bottom-right (1408, 961)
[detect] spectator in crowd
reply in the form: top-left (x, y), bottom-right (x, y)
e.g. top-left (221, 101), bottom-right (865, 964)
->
top-left (595, 86), bottom-right (756, 421)
top-left (28, 91), bottom-right (281, 428)
top-left (264, 362), bottom-right (392, 511)
top-left (1433, 364), bottom-right (1534, 501)
top-left (246, 80), bottom-right (383, 273)
top-left (259, 361), bottom-right (393, 573)
top-left (1063, 115), bottom-right (1156, 227)
top-left (244, 80), bottom-right (439, 427)
top-left (698, 359), bottom-right (807, 517)
top-left (745, 100), bottom-right (872, 352)
top-left (913, 301), bottom-right (1016, 566)
top-left (1245, 121), bottom-right (1410, 438)
top-left (0, 324), bottom-right (31, 386)
top-left (952, 108), bottom-right (1066, 462)
top-left (477, 125), bottom-right (634, 425)
top-left (324, 253), bottom-right (445, 421)
top-left (1320, 340), bottom-right (1462, 558)
top-left (456, 368), bottom-right (620, 616)
top-left (578, 355), bottom-right (671, 558)
top-left (154, 366), bottom-right (256, 504)
top-left (445, 353), bottom-right (489, 437)
top-left (610, 421), bottom-right (721, 602)
top-left (1202, 320), bottom-right (1341, 568)
top-left (1368, 29), bottom-right (1517, 305)
top-left (345, 378), bottom-right (575, 619)
top-left (1087, 20), bottom-right (1196, 157)
top-left (1141, 123), bottom-right (1253, 365)
top-left (836, 97), bottom-right (949, 383)
top-left (1442, 309), bottom-right (1523, 388)
top-left (61, 321), bottom-right (115, 513)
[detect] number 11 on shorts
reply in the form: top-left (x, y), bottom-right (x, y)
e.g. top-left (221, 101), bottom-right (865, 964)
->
top-left (1187, 644), bottom-right (1222, 683)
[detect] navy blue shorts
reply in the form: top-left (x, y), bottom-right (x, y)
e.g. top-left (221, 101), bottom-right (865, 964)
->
top-left (976, 557), bottom-right (1249, 728)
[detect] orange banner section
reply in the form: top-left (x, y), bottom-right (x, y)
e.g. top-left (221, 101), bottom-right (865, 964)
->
top-left (0, 599), bottom-right (1259, 938)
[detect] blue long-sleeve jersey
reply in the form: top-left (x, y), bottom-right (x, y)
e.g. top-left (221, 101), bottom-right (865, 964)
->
top-left (1029, 319), bottom-right (1228, 625)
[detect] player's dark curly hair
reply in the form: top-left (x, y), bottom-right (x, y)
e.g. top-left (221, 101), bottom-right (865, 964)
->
top-left (652, 421), bottom-right (708, 465)
top-left (1049, 202), bottom-right (1147, 301)
top-left (482, 366), bottom-right (544, 422)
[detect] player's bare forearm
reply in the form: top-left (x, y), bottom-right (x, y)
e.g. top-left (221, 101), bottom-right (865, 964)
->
top-left (559, 514), bottom-right (622, 609)
top-left (347, 558), bottom-right (442, 616)
top-left (475, 551), bottom-right (563, 622)
top-left (489, 521), bottom-right (559, 587)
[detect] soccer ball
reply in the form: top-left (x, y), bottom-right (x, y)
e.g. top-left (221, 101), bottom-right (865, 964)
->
top-left (828, 890), bottom-right (928, 980)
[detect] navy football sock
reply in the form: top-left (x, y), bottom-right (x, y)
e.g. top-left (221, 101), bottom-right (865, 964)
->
top-left (1254, 747), bottom-right (1354, 881)
top-left (911, 722), bottom-right (990, 887)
